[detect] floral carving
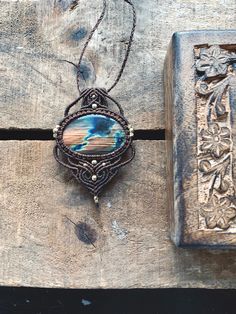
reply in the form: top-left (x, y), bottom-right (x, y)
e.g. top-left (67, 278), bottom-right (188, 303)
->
top-left (200, 124), bottom-right (231, 158)
top-left (202, 195), bottom-right (236, 229)
top-left (196, 45), bottom-right (231, 78)
top-left (199, 156), bottom-right (231, 197)
top-left (195, 45), bottom-right (236, 230)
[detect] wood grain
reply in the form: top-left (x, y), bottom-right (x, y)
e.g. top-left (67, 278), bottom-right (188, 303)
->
top-left (0, 0), bottom-right (235, 130)
top-left (1, 140), bottom-right (236, 288)
top-left (1, 0), bottom-right (236, 289)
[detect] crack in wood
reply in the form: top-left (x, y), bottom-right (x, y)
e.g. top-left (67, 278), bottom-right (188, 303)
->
top-left (0, 129), bottom-right (166, 141)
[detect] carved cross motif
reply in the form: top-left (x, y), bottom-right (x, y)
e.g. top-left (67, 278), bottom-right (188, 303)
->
top-left (195, 45), bottom-right (236, 230)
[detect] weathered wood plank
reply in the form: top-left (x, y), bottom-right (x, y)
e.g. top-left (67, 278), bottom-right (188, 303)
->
top-left (1, 140), bottom-right (236, 288)
top-left (0, 0), bottom-right (235, 130)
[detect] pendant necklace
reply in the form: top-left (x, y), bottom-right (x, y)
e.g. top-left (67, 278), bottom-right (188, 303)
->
top-left (53, 0), bottom-right (136, 206)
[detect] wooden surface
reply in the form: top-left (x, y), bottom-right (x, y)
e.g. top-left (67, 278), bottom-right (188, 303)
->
top-left (1, 0), bottom-right (236, 288)
top-left (2, 140), bottom-right (236, 289)
top-left (0, 0), bottom-right (235, 130)
top-left (165, 31), bottom-right (236, 248)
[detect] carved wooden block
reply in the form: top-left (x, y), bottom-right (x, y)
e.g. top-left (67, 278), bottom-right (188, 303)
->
top-left (165, 30), bottom-right (236, 248)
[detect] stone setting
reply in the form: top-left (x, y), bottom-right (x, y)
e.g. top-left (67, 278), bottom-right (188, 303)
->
top-left (62, 114), bottom-right (126, 155)
top-left (54, 88), bottom-right (135, 201)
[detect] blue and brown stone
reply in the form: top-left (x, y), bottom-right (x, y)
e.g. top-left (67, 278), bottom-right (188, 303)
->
top-left (62, 114), bottom-right (126, 155)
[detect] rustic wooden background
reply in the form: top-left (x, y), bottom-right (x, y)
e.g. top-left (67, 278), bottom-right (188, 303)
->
top-left (0, 0), bottom-right (236, 289)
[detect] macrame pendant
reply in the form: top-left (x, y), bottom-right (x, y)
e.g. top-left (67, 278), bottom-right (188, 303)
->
top-left (53, 88), bottom-right (135, 205)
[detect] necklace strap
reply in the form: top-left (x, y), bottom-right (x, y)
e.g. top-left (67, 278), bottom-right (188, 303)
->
top-left (77, 0), bottom-right (136, 94)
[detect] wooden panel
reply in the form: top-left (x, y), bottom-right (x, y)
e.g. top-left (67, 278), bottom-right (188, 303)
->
top-left (165, 30), bottom-right (236, 248)
top-left (0, 0), bottom-right (235, 130)
top-left (1, 140), bottom-right (236, 288)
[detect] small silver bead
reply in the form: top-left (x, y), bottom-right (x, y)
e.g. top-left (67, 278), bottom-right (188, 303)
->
top-left (92, 103), bottom-right (98, 109)
top-left (83, 163), bottom-right (87, 167)
top-left (91, 160), bottom-right (97, 165)
top-left (92, 175), bottom-right (97, 181)
top-left (102, 162), bottom-right (106, 166)
top-left (130, 132), bottom-right (134, 137)
top-left (53, 126), bottom-right (59, 133)
top-left (94, 196), bottom-right (99, 204)
top-left (53, 125), bottom-right (60, 137)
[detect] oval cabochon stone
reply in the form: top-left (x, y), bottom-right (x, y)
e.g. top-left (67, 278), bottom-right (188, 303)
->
top-left (62, 114), bottom-right (126, 155)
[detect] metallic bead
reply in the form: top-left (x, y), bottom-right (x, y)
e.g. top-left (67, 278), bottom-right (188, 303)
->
top-left (102, 162), bottom-right (106, 166)
top-left (83, 163), bottom-right (87, 167)
top-left (92, 175), bottom-right (97, 181)
top-left (53, 125), bottom-right (60, 134)
top-left (92, 103), bottom-right (98, 109)
top-left (94, 196), bottom-right (99, 204)
top-left (92, 160), bottom-right (97, 165)
top-left (53, 125), bottom-right (60, 138)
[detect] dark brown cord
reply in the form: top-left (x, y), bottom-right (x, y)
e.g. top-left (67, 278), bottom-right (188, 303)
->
top-left (77, 0), bottom-right (107, 93)
top-left (77, 0), bottom-right (136, 93)
top-left (107, 0), bottom-right (136, 93)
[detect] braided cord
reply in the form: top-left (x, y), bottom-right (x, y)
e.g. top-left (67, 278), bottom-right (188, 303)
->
top-left (107, 0), bottom-right (136, 92)
top-left (77, 0), bottom-right (136, 93)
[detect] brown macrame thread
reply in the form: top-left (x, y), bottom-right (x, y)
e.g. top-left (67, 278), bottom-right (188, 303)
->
top-left (63, 0), bottom-right (136, 93)
top-left (54, 1), bottom-right (136, 205)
